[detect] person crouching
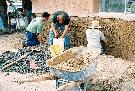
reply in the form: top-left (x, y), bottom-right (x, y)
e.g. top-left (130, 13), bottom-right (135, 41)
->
top-left (23, 12), bottom-right (50, 47)
top-left (85, 20), bottom-right (107, 54)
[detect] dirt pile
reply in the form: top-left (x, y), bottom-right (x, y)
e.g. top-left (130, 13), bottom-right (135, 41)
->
top-left (88, 55), bottom-right (135, 91)
top-left (0, 54), bottom-right (135, 91)
top-left (48, 47), bottom-right (100, 72)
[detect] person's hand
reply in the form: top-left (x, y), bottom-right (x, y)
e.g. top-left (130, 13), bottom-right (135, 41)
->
top-left (60, 36), bottom-right (64, 39)
top-left (54, 32), bottom-right (59, 38)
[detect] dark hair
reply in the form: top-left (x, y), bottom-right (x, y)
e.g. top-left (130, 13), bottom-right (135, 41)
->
top-left (42, 12), bottom-right (50, 17)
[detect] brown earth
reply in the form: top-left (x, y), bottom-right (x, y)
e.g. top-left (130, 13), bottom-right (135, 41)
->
top-left (0, 32), bottom-right (24, 54)
top-left (0, 17), bottom-right (135, 90)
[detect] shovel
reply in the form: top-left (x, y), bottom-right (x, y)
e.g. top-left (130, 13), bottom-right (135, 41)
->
top-left (1, 48), bottom-right (41, 70)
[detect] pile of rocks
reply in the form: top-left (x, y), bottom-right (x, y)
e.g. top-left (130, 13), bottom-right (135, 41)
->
top-left (0, 45), bottom-right (51, 74)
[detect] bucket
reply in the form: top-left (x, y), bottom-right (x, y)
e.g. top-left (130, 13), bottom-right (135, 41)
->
top-left (0, 17), bottom-right (4, 29)
top-left (49, 38), bottom-right (64, 57)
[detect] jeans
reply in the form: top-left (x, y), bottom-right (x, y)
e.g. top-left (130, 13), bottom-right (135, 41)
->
top-left (0, 6), bottom-right (8, 28)
top-left (0, 17), bottom-right (4, 29)
top-left (49, 24), bottom-right (70, 49)
top-left (24, 31), bottom-right (40, 46)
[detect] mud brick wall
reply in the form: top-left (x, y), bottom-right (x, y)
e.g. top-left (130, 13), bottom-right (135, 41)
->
top-left (39, 21), bottom-right (51, 45)
top-left (32, 0), bottom-right (99, 16)
top-left (99, 18), bottom-right (135, 61)
top-left (41, 17), bottom-right (135, 61)
top-left (69, 17), bottom-right (94, 47)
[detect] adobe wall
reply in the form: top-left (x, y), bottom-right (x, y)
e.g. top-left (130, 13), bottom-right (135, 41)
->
top-left (32, 0), bottom-right (99, 16)
top-left (32, 0), bottom-right (135, 61)
top-left (41, 17), bottom-right (135, 61)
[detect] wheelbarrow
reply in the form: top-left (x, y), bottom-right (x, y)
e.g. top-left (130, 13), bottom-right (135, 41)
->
top-left (47, 47), bottom-right (100, 90)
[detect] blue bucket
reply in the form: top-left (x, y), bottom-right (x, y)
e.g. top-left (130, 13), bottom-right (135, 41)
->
top-left (0, 17), bottom-right (4, 29)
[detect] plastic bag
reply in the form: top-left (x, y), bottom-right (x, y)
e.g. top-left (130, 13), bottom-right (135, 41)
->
top-left (49, 38), bottom-right (64, 57)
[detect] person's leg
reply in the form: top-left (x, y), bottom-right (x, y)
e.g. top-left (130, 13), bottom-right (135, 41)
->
top-left (60, 25), bottom-right (70, 49)
top-left (24, 31), bottom-right (39, 46)
top-left (23, 31), bottom-right (30, 47)
top-left (32, 34), bottom-right (40, 46)
top-left (48, 31), bottom-right (54, 45)
top-left (64, 33), bottom-right (70, 49)
top-left (25, 31), bottom-right (33, 46)
top-left (0, 7), bottom-right (8, 29)
top-left (2, 14), bottom-right (8, 28)
top-left (0, 17), bottom-right (4, 29)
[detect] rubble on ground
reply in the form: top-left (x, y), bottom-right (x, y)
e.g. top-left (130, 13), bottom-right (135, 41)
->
top-left (0, 45), bottom-right (51, 74)
top-left (88, 55), bottom-right (135, 91)
top-left (0, 16), bottom-right (134, 90)
top-left (0, 54), bottom-right (135, 91)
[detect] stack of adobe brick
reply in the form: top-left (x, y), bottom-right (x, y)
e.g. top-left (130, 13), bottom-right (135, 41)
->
top-left (41, 17), bottom-right (135, 61)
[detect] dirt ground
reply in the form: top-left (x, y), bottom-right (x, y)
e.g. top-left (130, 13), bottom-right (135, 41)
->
top-left (0, 32), bottom-right (24, 54)
top-left (0, 72), bottom-right (56, 91)
top-left (0, 32), bottom-right (57, 91)
top-left (0, 32), bottom-right (135, 91)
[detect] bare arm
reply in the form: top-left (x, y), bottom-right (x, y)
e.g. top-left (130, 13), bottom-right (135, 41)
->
top-left (37, 33), bottom-right (42, 44)
top-left (51, 22), bottom-right (59, 38)
top-left (60, 25), bottom-right (69, 39)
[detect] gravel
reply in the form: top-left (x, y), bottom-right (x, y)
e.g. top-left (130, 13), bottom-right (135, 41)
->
top-left (0, 45), bottom-right (51, 74)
